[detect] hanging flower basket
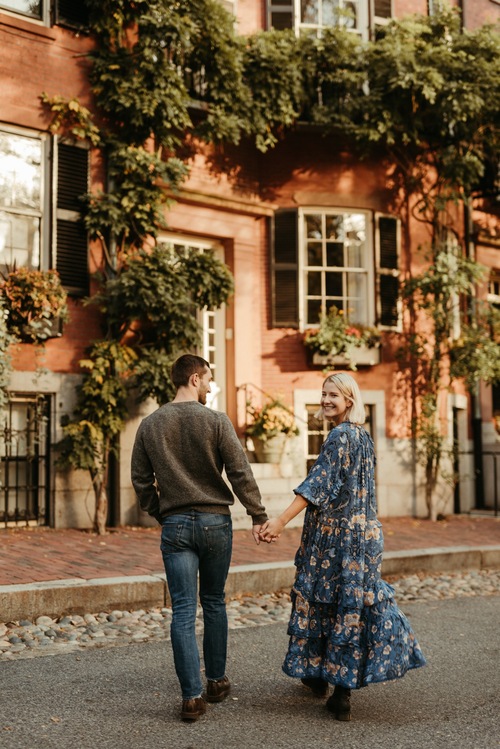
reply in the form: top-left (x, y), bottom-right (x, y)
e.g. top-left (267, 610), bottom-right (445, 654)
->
top-left (0, 267), bottom-right (69, 344)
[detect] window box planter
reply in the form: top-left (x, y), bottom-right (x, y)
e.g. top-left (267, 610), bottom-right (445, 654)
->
top-left (311, 343), bottom-right (381, 368)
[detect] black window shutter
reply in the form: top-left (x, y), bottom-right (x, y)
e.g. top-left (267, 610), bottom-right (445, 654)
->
top-left (374, 0), bottom-right (392, 19)
top-left (375, 214), bottom-right (400, 328)
top-left (54, 0), bottom-right (90, 30)
top-left (56, 143), bottom-right (89, 296)
top-left (267, 2), bottom-right (293, 30)
top-left (271, 210), bottom-right (299, 327)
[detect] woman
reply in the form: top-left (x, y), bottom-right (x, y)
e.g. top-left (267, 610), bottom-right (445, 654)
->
top-left (260, 372), bottom-right (426, 721)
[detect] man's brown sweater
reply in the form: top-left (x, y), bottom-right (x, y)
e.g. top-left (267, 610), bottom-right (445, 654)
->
top-left (131, 401), bottom-right (267, 525)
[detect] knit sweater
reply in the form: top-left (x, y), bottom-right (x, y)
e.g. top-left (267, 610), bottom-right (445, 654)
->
top-left (131, 401), bottom-right (268, 525)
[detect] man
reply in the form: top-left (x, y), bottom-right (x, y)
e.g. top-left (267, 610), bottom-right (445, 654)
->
top-left (131, 354), bottom-right (268, 722)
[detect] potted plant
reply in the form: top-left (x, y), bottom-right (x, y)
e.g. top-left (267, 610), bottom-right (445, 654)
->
top-left (0, 267), bottom-right (69, 344)
top-left (246, 397), bottom-right (299, 463)
top-left (303, 306), bottom-right (381, 369)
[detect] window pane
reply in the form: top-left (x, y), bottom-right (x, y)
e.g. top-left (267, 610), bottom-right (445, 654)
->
top-left (307, 242), bottom-right (322, 266)
top-left (301, 0), bottom-right (319, 24)
top-left (0, 132), bottom-right (42, 211)
top-left (342, 0), bottom-right (357, 29)
top-left (270, 11), bottom-right (293, 30)
top-left (308, 432), bottom-right (324, 454)
top-left (307, 271), bottom-right (321, 296)
top-left (322, 0), bottom-right (339, 25)
top-left (326, 241), bottom-right (343, 266)
top-left (0, 0), bottom-right (41, 17)
top-left (346, 272), bottom-right (366, 321)
top-left (307, 298), bottom-right (322, 324)
top-left (325, 271), bottom-right (342, 296)
top-left (325, 214), bottom-right (344, 240)
top-left (345, 213), bottom-right (365, 241)
top-left (307, 405), bottom-right (320, 429)
top-left (0, 212), bottom-right (40, 268)
top-left (346, 242), bottom-right (362, 267)
top-left (305, 214), bottom-right (322, 239)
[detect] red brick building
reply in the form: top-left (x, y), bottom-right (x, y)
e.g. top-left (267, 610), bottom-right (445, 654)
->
top-left (1, 0), bottom-right (499, 529)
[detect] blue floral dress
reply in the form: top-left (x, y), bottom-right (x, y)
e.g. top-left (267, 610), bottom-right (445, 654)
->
top-left (283, 421), bottom-right (426, 689)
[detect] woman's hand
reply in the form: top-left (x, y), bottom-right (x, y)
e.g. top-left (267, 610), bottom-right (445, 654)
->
top-left (259, 517), bottom-right (285, 542)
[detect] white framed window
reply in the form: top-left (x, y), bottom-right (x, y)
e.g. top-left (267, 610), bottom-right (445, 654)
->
top-left (272, 208), bottom-right (400, 330)
top-left (267, 0), bottom-right (377, 38)
top-left (0, 126), bottom-right (89, 295)
top-left (0, 127), bottom-right (48, 271)
top-left (488, 269), bottom-right (500, 305)
top-left (220, 0), bottom-right (237, 15)
top-left (0, 0), bottom-right (47, 23)
top-left (299, 208), bottom-right (374, 328)
top-left (0, 1), bottom-right (89, 28)
top-left (158, 234), bottom-right (228, 412)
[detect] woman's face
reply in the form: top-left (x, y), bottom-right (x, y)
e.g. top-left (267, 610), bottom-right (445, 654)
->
top-left (321, 381), bottom-right (351, 424)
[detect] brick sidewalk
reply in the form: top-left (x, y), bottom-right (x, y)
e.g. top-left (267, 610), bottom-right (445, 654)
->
top-left (0, 515), bottom-right (499, 586)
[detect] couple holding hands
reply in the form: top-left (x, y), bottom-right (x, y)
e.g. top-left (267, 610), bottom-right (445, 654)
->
top-left (132, 355), bottom-right (425, 723)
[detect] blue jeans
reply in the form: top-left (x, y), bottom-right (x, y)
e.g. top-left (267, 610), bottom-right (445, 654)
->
top-left (160, 512), bottom-right (232, 700)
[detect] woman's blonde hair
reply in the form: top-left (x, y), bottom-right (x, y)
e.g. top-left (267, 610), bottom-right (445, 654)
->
top-left (316, 371), bottom-right (366, 424)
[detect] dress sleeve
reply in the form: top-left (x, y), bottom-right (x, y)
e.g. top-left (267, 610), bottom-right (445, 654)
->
top-left (293, 428), bottom-right (350, 508)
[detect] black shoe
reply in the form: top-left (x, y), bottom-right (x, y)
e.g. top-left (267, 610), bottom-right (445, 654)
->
top-left (326, 686), bottom-right (352, 721)
top-left (301, 677), bottom-right (329, 697)
top-left (205, 676), bottom-right (231, 703)
top-left (181, 696), bottom-right (207, 722)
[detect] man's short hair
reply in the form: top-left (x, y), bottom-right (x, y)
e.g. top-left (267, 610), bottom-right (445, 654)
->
top-left (171, 354), bottom-right (210, 389)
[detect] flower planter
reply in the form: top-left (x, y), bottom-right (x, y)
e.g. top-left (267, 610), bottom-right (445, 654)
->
top-left (252, 433), bottom-right (287, 463)
top-left (311, 344), bottom-right (381, 368)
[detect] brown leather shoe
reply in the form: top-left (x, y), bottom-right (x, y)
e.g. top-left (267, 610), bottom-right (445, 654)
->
top-left (181, 696), bottom-right (207, 722)
top-left (205, 676), bottom-right (231, 703)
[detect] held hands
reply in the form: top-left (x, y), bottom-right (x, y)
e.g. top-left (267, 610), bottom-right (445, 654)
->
top-left (251, 519), bottom-right (283, 544)
top-left (259, 517), bottom-right (285, 543)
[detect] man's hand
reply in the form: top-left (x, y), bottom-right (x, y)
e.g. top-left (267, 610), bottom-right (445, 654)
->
top-left (252, 524), bottom-right (263, 545)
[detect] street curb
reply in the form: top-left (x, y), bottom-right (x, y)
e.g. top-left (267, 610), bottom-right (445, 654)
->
top-left (1, 545), bottom-right (499, 622)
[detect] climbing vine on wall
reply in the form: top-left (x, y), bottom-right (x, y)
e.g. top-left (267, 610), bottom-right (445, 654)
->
top-left (40, 2), bottom-right (499, 528)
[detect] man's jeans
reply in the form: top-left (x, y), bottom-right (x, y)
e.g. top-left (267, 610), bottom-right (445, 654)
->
top-left (160, 512), bottom-right (232, 700)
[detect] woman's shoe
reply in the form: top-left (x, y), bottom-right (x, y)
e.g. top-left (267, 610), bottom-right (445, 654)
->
top-left (326, 686), bottom-right (352, 721)
top-left (301, 677), bottom-right (329, 697)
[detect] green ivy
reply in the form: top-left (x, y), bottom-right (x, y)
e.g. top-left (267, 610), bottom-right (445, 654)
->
top-left (41, 2), bottom-right (499, 529)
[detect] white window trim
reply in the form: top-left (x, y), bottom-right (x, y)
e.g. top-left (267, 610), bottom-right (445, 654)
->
top-left (0, 123), bottom-right (50, 271)
top-left (157, 232), bottom-right (227, 412)
top-left (298, 206), bottom-right (376, 331)
top-left (293, 0), bottom-right (369, 38)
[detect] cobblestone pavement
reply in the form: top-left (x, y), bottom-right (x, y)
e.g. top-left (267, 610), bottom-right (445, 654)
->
top-left (1, 569), bottom-right (498, 662)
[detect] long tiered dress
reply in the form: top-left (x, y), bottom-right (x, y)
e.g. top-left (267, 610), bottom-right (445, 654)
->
top-left (283, 421), bottom-right (426, 689)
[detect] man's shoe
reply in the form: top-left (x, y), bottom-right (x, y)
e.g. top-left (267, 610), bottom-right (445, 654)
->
top-left (301, 677), bottom-right (329, 697)
top-left (205, 676), bottom-right (231, 703)
top-left (181, 696), bottom-right (207, 722)
top-left (326, 686), bottom-right (352, 721)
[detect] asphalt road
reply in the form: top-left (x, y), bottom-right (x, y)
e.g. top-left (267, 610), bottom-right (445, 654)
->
top-left (1, 597), bottom-right (499, 749)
